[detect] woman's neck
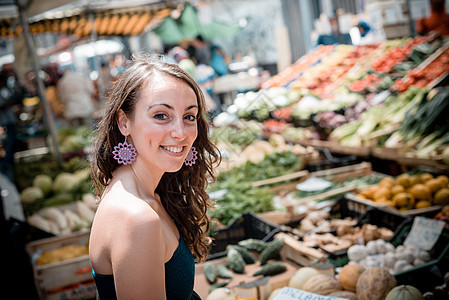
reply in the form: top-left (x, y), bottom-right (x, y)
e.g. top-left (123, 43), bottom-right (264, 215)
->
top-left (130, 160), bottom-right (163, 200)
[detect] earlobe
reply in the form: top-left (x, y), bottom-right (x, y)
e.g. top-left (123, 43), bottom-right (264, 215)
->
top-left (117, 109), bottom-right (129, 136)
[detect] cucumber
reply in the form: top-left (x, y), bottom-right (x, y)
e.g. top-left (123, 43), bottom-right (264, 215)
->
top-left (238, 238), bottom-right (267, 252)
top-left (259, 238), bottom-right (284, 265)
top-left (216, 264), bottom-right (233, 279)
top-left (227, 245), bottom-right (256, 264)
top-left (227, 247), bottom-right (245, 273)
top-left (203, 263), bottom-right (217, 284)
top-left (253, 261), bottom-right (287, 276)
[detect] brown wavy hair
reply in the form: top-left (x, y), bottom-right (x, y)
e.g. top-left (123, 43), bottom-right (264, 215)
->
top-left (91, 54), bottom-right (220, 261)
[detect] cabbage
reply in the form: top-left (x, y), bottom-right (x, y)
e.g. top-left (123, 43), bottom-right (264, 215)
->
top-left (53, 173), bottom-right (78, 193)
top-left (33, 174), bottom-right (53, 195)
top-left (20, 186), bottom-right (44, 204)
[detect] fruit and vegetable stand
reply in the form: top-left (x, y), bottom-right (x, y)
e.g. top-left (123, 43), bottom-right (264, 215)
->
top-left (195, 34), bottom-right (449, 299)
top-left (11, 35), bottom-right (449, 300)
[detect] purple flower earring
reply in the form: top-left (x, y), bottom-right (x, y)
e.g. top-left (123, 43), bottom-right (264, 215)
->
top-left (112, 136), bottom-right (137, 165)
top-left (184, 146), bottom-right (198, 166)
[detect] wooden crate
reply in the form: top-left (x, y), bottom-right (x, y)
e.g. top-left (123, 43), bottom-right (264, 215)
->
top-left (26, 231), bottom-right (95, 300)
top-left (305, 139), bottom-right (371, 157)
top-left (371, 147), bottom-right (448, 173)
top-left (279, 162), bottom-right (385, 208)
top-left (254, 162), bottom-right (388, 225)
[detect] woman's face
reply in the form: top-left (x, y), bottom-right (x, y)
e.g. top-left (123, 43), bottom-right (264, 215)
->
top-left (122, 72), bottom-right (199, 173)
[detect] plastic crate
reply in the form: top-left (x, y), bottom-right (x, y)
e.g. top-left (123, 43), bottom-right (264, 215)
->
top-left (391, 222), bottom-right (449, 292)
top-left (208, 212), bottom-right (282, 260)
top-left (329, 195), bottom-right (374, 220)
top-left (357, 206), bottom-right (412, 232)
top-left (326, 206), bottom-right (412, 267)
top-left (285, 195), bottom-right (377, 230)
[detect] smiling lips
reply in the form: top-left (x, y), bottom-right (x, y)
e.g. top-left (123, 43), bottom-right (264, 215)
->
top-left (161, 145), bottom-right (184, 154)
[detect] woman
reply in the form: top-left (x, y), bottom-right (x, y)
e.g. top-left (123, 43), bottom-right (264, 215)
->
top-left (89, 54), bottom-right (220, 299)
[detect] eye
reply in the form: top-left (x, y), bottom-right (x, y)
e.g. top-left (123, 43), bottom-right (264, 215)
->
top-left (154, 113), bottom-right (168, 120)
top-left (184, 114), bottom-right (197, 122)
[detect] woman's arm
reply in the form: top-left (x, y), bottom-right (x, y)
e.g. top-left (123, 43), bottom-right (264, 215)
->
top-left (111, 207), bottom-right (166, 299)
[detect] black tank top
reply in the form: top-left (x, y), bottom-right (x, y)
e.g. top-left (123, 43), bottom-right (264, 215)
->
top-left (92, 235), bottom-right (201, 299)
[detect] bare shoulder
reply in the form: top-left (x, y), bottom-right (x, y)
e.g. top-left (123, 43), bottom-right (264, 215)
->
top-left (89, 188), bottom-right (163, 261)
top-left (94, 189), bottom-right (161, 234)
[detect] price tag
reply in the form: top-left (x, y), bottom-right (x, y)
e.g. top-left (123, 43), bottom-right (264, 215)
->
top-left (384, 4), bottom-right (405, 24)
top-left (272, 287), bottom-right (346, 300)
top-left (409, 0), bottom-right (431, 20)
top-left (404, 216), bottom-right (445, 251)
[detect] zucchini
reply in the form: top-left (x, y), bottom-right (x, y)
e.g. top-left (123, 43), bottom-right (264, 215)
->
top-left (228, 245), bottom-right (256, 264)
top-left (216, 264), bottom-right (233, 279)
top-left (237, 238), bottom-right (267, 252)
top-left (203, 263), bottom-right (217, 284)
top-left (253, 261), bottom-right (287, 276)
top-left (209, 280), bottom-right (231, 293)
top-left (259, 238), bottom-right (284, 265)
top-left (227, 247), bottom-right (245, 273)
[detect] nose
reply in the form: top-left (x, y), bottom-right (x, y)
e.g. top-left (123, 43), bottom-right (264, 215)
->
top-left (170, 118), bottom-right (187, 140)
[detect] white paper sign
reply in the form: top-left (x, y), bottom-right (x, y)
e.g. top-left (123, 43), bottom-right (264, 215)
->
top-left (272, 287), bottom-right (346, 300)
top-left (296, 177), bottom-right (332, 192)
top-left (410, 0), bottom-right (431, 20)
top-left (384, 4), bottom-right (405, 24)
top-left (404, 216), bottom-right (445, 250)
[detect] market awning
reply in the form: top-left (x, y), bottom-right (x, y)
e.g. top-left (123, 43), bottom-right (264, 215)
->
top-left (153, 3), bottom-right (242, 44)
top-left (0, 3), bottom-right (171, 38)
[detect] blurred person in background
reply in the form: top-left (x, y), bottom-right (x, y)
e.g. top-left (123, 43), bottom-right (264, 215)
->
top-left (192, 35), bottom-right (211, 66)
top-left (57, 67), bottom-right (95, 127)
top-left (0, 64), bottom-right (25, 182)
top-left (316, 16), bottom-right (352, 46)
top-left (416, 0), bottom-right (449, 36)
top-left (209, 44), bottom-right (228, 77)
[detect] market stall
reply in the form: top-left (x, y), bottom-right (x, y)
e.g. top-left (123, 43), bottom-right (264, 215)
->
top-left (2, 0), bottom-right (449, 299)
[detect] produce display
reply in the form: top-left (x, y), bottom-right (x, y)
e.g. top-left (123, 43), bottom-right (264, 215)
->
top-left (202, 237), bottom-right (287, 293)
top-left (346, 240), bottom-right (431, 274)
top-left (35, 244), bottom-right (89, 266)
top-left (19, 165), bottom-right (93, 215)
top-left (208, 149), bottom-right (307, 225)
top-left (294, 174), bottom-right (384, 200)
top-left (55, 126), bottom-right (94, 154)
top-left (27, 195), bottom-right (96, 235)
top-left (355, 173), bottom-right (449, 211)
top-left (14, 31), bottom-right (449, 300)
top-left (214, 36), bottom-right (449, 170)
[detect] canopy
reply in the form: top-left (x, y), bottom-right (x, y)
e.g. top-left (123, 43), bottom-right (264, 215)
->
top-left (0, 1), bottom-right (171, 38)
top-left (153, 3), bottom-right (241, 44)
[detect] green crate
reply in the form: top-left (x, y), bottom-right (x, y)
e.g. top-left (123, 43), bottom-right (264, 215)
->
top-left (329, 219), bottom-right (449, 292)
top-left (391, 222), bottom-right (449, 292)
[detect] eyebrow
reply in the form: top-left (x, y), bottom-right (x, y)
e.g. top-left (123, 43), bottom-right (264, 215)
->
top-left (148, 103), bottom-right (198, 111)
